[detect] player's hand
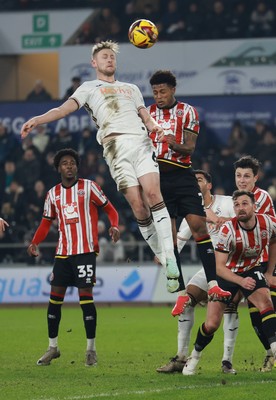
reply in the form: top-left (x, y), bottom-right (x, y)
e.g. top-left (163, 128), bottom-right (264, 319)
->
top-left (0, 218), bottom-right (9, 231)
top-left (152, 125), bottom-right (165, 142)
top-left (165, 134), bottom-right (177, 150)
top-left (21, 118), bottom-right (38, 139)
top-left (264, 272), bottom-right (276, 288)
top-left (27, 243), bottom-right (39, 257)
top-left (109, 226), bottom-right (120, 243)
top-left (241, 277), bottom-right (256, 290)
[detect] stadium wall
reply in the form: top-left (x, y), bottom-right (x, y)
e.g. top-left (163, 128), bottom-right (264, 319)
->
top-left (0, 264), bottom-right (201, 304)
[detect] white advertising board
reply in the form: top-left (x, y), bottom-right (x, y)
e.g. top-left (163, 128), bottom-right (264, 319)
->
top-left (152, 265), bottom-right (202, 303)
top-left (59, 38), bottom-right (276, 96)
top-left (0, 265), bottom-right (158, 304)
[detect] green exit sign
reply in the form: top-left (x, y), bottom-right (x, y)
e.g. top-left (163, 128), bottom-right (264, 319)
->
top-left (22, 34), bottom-right (62, 48)
top-left (33, 15), bottom-right (49, 33)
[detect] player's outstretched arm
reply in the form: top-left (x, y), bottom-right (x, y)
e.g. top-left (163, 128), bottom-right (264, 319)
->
top-left (21, 99), bottom-right (79, 139)
top-left (0, 218), bottom-right (9, 231)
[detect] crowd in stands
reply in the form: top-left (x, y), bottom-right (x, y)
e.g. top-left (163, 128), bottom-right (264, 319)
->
top-left (1, 115), bottom-right (276, 264)
top-left (1, 1), bottom-right (275, 42)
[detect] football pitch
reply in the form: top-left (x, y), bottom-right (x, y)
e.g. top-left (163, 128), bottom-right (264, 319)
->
top-left (0, 304), bottom-right (275, 400)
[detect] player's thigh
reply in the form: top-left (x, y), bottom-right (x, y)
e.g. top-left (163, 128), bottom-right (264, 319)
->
top-left (186, 214), bottom-right (209, 238)
top-left (247, 287), bottom-right (273, 312)
top-left (51, 257), bottom-right (75, 287)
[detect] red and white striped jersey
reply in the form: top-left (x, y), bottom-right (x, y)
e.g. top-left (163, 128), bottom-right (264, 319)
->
top-left (253, 186), bottom-right (275, 216)
top-left (148, 101), bottom-right (199, 167)
top-left (215, 214), bottom-right (276, 273)
top-left (43, 178), bottom-right (108, 255)
top-left (253, 186), bottom-right (275, 262)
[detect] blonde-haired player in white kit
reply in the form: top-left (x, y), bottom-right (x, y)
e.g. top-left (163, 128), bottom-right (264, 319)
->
top-left (157, 170), bottom-right (238, 374)
top-left (20, 40), bottom-right (179, 292)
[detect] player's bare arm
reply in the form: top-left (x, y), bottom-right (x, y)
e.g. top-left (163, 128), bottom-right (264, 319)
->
top-left (215, 250), bottom-right (256, 290)
top-left (165, 130), bottom-right (197, 154)
top-left (205, 209), bottom-right (231, 227)
top-left (0, 218), bottom-right (9, 231)
top-left (21, 99), bottom-right (79, 139)
top-left (139, 107), bottom-right (164, 141)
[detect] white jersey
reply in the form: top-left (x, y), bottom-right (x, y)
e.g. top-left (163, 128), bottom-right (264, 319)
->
top-left (71, 80), bottom-right (148, 145)
top-left (178, 194), bottom-right (235, 291)
top-left (177, 194), bottom-right (235, 250)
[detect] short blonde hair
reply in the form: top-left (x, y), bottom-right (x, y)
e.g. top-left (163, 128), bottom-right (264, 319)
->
top-left (91, 40), bottom-right (119, 58)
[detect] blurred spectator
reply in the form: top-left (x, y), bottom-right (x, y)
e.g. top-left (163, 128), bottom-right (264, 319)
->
top-left (225, 1), bottom-right (249, 38)
top-left (227, 120), bottom-right (248, 156)
top-left (1, 180), bottom-right (26, 225)
top-left (248, 1), bottom-right (275, 37)
top-left (79, 149), bottom-right (99, 178)
top-left (26, 79), bottom-right (52, 102)
top-left (140, 2), bottom-right (161, 22)
top-left (14, 147), bottom-right (41, 191)
top-left (185, 1), bottom-right (204, 40)
top-left (46, 125), bottom-right (79, 153)
top-left (117, 221), bottom-right (137, 261)
top-left (97, 220), bottom-right (117, 262)
top-left (0, 227), bottom-right (14, 263)
top-left (158, 0), bottom-right (186, 41)
top-left (31, 124), bottom-right (51, 154)
top-left (90, 7), bottom-right (120, 43)
top-left (255, 128), bottom-right (276, 165)
top-left (78, 127), bottom-right (97, 156)
top-left (62, 76), bottom-right (81, 100)
top-left (3, 160), bottom-right (16, 192)
top-left (0, 122), bottom-right (20, 166)
top-left (27, 180), bottom-right (47, 219)
top-left (40, 151), bottom-right (60, 190)
top-left (74, 22), bottom-right (95, 45)
top-left (204, 0), bottom-right (227, 39)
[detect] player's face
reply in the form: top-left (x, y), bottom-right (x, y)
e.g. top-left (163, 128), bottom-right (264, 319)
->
top-left (151, 84), bottom-right (176, 108)
top-left (58, 155), bottom-right (78, 180)
top-left (235, 167), bottom-right (258, 192)
top-left (92, 49), bottom-right (116, 77)
top-left (233, 194), bottom-right (255, 222)
top-left (195, 173), bottom-right (211, 196)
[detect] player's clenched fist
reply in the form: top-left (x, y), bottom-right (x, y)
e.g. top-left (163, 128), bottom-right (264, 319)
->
top-left (27, 243), bottom-right (39, 257)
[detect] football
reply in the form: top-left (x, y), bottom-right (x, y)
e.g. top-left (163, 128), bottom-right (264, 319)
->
top-left (128, 19), bottom-right (158, 49)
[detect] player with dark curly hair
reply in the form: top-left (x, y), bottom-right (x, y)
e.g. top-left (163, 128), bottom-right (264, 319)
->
top-left (27, 148), bottom-right (120, 367)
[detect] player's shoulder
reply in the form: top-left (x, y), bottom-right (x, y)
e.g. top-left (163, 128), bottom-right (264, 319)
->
top-left (253, 186), bottom-right (271, 198)
top-left (213, 194), bottom-right (234, 212)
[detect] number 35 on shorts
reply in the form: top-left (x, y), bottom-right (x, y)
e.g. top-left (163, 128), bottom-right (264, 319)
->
top-left (77, 264), bottom-right (94, 278)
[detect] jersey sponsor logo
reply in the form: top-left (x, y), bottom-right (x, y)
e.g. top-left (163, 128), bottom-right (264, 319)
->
top-left (244, 245), bottom-right (261, 257)
top-left (63, 202), bottom-right (79, 224)
top-left (261, 230), bottom-right (268, 239)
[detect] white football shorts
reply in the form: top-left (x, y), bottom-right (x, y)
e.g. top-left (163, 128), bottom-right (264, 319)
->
top-left (103, 134), bottom-right (159, 191)
top-left (187, 267), bottom-right (208, 292)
